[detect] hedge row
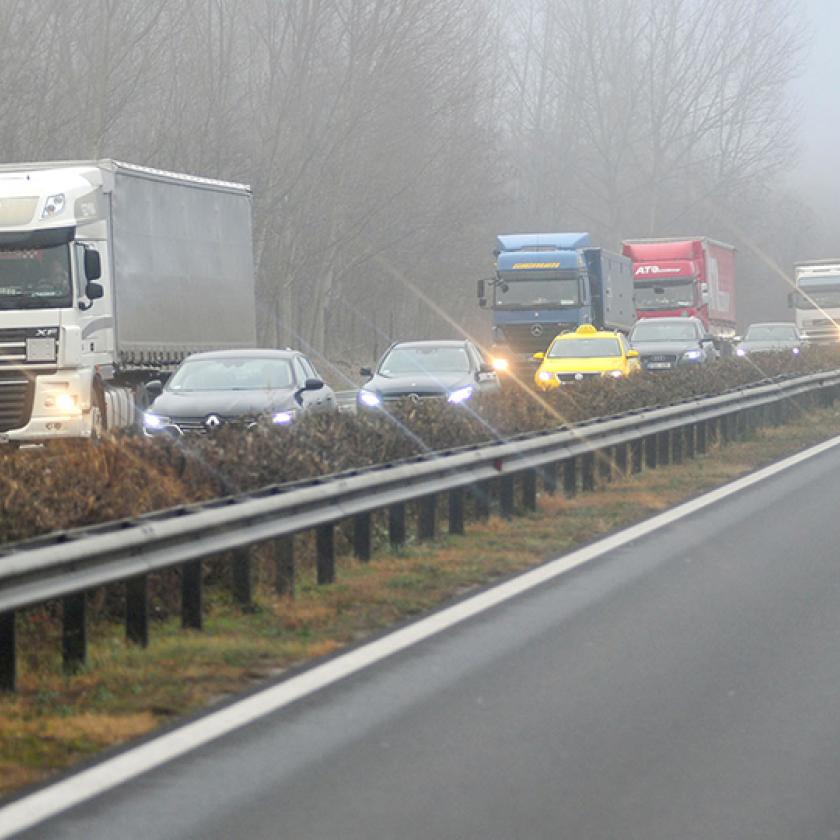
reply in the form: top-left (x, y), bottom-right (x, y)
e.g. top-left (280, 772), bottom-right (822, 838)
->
top-left (1, 347), bottom-right (837, 546)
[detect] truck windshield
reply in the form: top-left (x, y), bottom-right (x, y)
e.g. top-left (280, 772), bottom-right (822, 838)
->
top-left (168, 358), bottom-right (295, 391)
top-left (0, 245), bottom-right (72, 309)
top-left (379, 346), bottom-right (470, 375)
top-left (493, 276), bottom-right (580, 308)
top-left (635, 280), bottom-right (695, 309)
top-left (795, 282), bottom-right (840, 309)
top-left (631, 322), bottom-right (700, 342)
top-left (548, 338), bottom-right (621, 358)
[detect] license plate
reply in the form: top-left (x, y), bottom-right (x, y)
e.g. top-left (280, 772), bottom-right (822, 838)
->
top-left (647, 362), bottom-right (672, 369)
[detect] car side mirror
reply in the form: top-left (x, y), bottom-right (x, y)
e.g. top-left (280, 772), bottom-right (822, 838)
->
top-left (146, 380), bottom-right (163, 398)
top-left (84, 248), bottom-right (102, 281)
top-left (733, 336), bottom-right (742, 343)
top-left (359, 366), bottom-right (373, 378)
top-left (479, 362), bottom-right (494, 374)
top-left (303, 378), bottom-right (324, 391)
top-left (533, 352), bottom-right (545, 361)
top-left (702, 335), bottom-right (714, 343)
top-left (628, 349), bottom-right (639, 358)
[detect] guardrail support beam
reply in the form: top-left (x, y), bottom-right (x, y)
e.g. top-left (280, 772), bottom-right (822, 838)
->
top-left (615, 442), bottom-right (629, 476)
top-left (696, 421), bottom-right (707, 455)
top-left (316, 525), bottom-right (335, 584)
top-left (0, 611), bottom-right (14, 692)
top-left (631, 439), bottom-right (643, 474)
top-left (522, 469), bottom-right (538, 512)
top-left (672, 428), bottom-right (684, 464)
top-left (449, 487), bottom-right (465, 535)
top-left (542, 462), bottom-right (557, 495)
top-left (598, 448), bottom-right (613, 483)
top-left (418, 495), bottom-right (437, 541)
top-left (645, 435), bottom-right (658, 469)
top-left (232, 548), bottom-right (253, 608)
top-left (125, 574), bottom-right (149, 648)
top-left (658, 431), bottom-right (671, 466)
top-left (389, 503), bottom-right (406, 548)
top-left (182, 560), bottom-right (203, 630)
top-left (62, 593), bottom-right (86, 675)
top-left (564, 458), bottom-right (577, 497)
top-left (353, 514), bottom-right (371, 562)
top-left (581, 453), bottom-right (595, 492)
top-left (275, 536), bottom-right (295, 595)
top-left (500, 476), bottom-right (515, 518)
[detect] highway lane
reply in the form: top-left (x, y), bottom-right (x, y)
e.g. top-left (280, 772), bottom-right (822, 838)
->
top-left (13, 439), bottom-right (840, 839)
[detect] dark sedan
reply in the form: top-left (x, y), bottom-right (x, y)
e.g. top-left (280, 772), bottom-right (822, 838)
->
top-left (629, 317), bottom-right (717, 371)
top-left (358, 340), bottom-right (500, 409)
top-left (143, 349), bottom-right (335, 435)
top-left (735, 322), bottom-right (802, 357)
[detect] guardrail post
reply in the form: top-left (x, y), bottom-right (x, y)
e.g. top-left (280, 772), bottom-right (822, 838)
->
top-left (275, 536), bottom-right (295, 595)
top-left (353, 514), bottom-right (371, 562)
top-left (389, 503), bottom-right (407, 547)
top-left (696, 421), bottom-right (707, 454)
top-left (542, 463), bottom-right (558, 495)
top-left (615, 442), bottom-right (629, 476)
top-left (472, 482), bottom-right (491, 521)
top-left (598, 448), bottom-right (613, 483)
top-left (645, 435), bottom-right (657, 469)
top-left (418, 495), bottom-right (437, 541)
top-left (316, 524), bottom-right (335, 584)
top-left (631, 439), bottom-right (643, 474)
top-left (658, 431), bottom-right (671, 466)
top-left (581, 452), bottom-right (595, 492)
top-left (707, 416), bottom-right (719, 446)
top-left (62, 593), bottom-right (86, 675)
top-left (500, 475), bottom-right (515, 518)
top-left (522, 469), bottom-right (537, 511)
top-left (182, 560), bottom-right (203, 630)
top-left (232, 547), bottom-right (253, 608)
top-left (563, 458), bottom-right (577, 497)
top-left (672, 428), bottom-right (684, 464)
top-left (684, 424), bottom-right (695, 459)
top-left (0, 611), bottom-right (15, 692)
top-left (125, 574), bottom-right (149, 648)
top-left (449, 487), bottom-right (465, 535)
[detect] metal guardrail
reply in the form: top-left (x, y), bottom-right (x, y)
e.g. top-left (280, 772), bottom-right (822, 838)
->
top-left (1, 369), bottom-right (840, 690)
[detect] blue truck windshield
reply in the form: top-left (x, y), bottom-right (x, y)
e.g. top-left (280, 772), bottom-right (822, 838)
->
top-left (0, 245), bottom-right (72, 310)
top-left (493, 276), bottom-right (580, 308)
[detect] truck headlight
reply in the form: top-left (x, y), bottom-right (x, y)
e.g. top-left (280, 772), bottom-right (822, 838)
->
top-left (41, 193), bottom-right (65, 219)
top-left (491, 357), bottom-right (510, 372)
top-left (143, 412), bottom-right (169, 429)
top-left (447, 386), bottom-right (474, 404)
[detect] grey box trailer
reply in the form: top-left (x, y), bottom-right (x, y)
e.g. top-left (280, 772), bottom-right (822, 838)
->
top-left (583, 248), bottom-right (636, 333)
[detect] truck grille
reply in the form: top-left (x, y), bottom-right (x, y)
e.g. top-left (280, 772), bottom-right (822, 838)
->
top-left (498, 324), bottom-right (575, 355)
top-left (0, 327), bottom-right (59, 370)
top-left (0, 373), bottom-right (35, 432)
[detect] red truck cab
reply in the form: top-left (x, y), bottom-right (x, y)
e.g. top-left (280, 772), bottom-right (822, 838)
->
top-left (622, 238), bottom-right (736, 339)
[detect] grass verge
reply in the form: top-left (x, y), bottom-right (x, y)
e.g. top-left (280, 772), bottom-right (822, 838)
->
top-left (3, 404), bottom-right (840, 798)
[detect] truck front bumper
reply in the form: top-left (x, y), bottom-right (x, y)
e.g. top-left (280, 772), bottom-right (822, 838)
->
top-left (0, 370), bottom-right (94, 443)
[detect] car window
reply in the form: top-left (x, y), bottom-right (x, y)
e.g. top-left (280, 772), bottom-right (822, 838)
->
top-left (300, 356), bottom-right (319, 379)
top-left (292, 357), bottom-right (307, 386)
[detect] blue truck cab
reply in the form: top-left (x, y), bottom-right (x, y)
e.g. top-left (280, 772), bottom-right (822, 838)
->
top-left (478, 233), bottom-right (635, 368)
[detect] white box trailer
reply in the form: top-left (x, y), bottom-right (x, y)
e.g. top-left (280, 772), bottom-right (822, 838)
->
top-left (0, 160), bottom-right (256, 442)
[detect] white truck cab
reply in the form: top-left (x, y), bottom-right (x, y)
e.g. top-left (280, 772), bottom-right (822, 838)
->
top-left (792, 260), bottom-right (840, 344)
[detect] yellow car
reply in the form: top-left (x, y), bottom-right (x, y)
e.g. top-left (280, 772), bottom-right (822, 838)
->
top-left (533, 324), bottom-right (640, 390)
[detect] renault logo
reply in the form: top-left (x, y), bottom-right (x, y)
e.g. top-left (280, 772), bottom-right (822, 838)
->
top-left (530, 324), bottom-right (544, 337)
top-left (205, 414), bottom-right (222, 429)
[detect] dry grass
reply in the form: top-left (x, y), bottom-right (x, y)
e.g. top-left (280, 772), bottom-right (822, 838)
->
top-left (2, 404), bottom-right (840, 798)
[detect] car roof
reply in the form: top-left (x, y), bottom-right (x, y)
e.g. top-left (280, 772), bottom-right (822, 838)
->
top-left (745, 322), bottom-right (797, 328)
top-left (388, 340), bottom-right (469, 349)
top-left (633, 317), bottom-right (703, 325)
top-left (553, 329), bottom-right (622, 341)
top-left (181, 348), bottom-right (301, 361)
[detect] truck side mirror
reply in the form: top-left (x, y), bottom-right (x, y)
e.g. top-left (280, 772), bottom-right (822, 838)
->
top-left (477, 278), bottom-right (485, 299)
top-left (84, 249), bottom-right (102, 281)
top-left (85, 282), bottom-right (104, 300)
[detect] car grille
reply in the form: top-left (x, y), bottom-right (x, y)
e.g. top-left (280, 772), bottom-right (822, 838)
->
top-left (555, 372), bottom-right (600, 383)
top-left (0, 372), bottom-right (35, 432)
top-left (0, 327), bottom-right (58, 370)
top-left (169, 415), bottom-right (256, 434)
top-left (382, 390), bottom-right (446, 403)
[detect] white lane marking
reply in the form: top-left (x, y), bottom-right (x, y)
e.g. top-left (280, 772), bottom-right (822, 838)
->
top-left (3, 433), bottom-right (840, 837)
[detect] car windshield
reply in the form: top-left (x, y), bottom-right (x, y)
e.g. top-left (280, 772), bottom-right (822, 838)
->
top-left (744, 324), bottom-right (798, 341)
top-left (547, 338), bottom-right (621, 358)
top-left (635, 281), bottom-right (695, 308)
top-left (167, 358), bottom-right (295, 391)
top-left (379, 346), bottom-right (470, 375)
top-left (631, 322), bottom-right (699, 342)
top-left (0, 244), bottom-right (72, 310)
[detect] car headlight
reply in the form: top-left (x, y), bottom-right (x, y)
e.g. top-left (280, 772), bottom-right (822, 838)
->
top-left (143, 412), bottom-right (169, 429)
top-left (607, 370), bottom-right (624, 378)
top-left (272, 411), bottom-right (295, 425)
top-left (447, 386), bottom-right (474, 404)
top-left (682, 349), bottom-right (702, 361)
top-left (735, 346), bottom-right (747, 357)
top-left (792, 347), bottom-right (800, 355)
top-left (359, 390), bottom-right (381, 407)
top-left (537, 370), bottom-right (553, 382)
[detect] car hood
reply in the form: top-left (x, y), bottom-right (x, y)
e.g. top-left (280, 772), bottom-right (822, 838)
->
top-left (539, 357), bottom-right (625, 373)
top-left (738, 340), bottom-right (798, 353)
top-left (631, 340), bottom-right (700, 355)
top-left (362, 372), bottom-right (473, 396)
top-left (149, 388), bottom-right (299, 418)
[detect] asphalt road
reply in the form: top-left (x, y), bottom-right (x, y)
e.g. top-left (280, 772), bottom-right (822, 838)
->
top-left (13, 440), bottom-right (840, 839)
